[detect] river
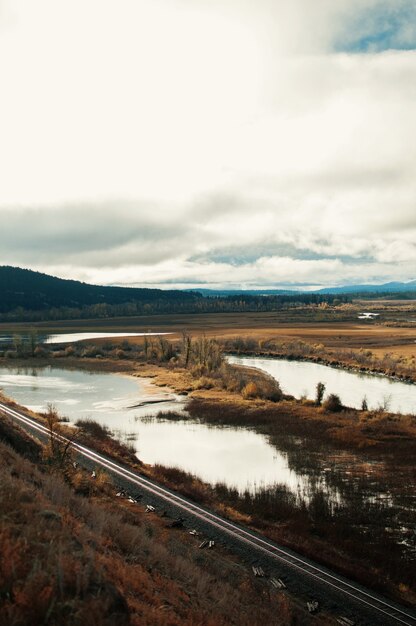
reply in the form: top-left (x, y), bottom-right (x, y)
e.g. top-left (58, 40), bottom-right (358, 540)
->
top-left (0, 364), bottom-right (302, 493)
top-left (227, 355), bottom-right (416, 414)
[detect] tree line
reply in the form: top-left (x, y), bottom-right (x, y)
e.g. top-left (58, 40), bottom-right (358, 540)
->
top-left (0, 293), bottom-right (352, 322)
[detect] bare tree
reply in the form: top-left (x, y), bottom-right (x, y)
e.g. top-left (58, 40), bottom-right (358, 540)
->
top-left (44, 404), bottom-right (73, 471)
top-left (315, 382), bottom-right (326, 406)
top-left (181, 331), bottom-right (192, 367)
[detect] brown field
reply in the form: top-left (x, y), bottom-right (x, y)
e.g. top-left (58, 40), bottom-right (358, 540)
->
top-left (2, 302), bottom-right (416, 359)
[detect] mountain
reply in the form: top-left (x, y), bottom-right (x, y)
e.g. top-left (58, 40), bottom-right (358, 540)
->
top-left (314, 280), bottom-right (416, 295)
top-left (0, 266), bottom-right (200, 313)
top-left (193, 288), bottom-right (297, 297)
top-left (194, 282), bottom-right (416, 297)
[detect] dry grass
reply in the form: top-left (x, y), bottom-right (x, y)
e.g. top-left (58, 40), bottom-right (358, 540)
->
top-left (146, 455), bottom-right (416, 604)
top-left (0, 415), bottom-right (319, 626)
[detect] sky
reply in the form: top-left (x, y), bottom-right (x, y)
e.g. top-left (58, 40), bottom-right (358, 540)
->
top-left (1, 0), bottom-right (415, 289)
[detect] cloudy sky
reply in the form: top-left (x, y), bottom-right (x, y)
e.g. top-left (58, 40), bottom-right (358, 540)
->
top-left (1, 0), bottom-right (415, 289)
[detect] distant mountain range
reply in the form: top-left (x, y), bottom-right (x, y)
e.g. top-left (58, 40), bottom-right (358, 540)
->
top-left (1, 266), bottom-right (415, 317)
top-left (195, 281), bottom-right (416, 297)
top-left (0, 266), bottom-right (200, 313)
top-left (193, 288), bottom-right (296, 297)
top-left (314, 280), bottom-right (416, 295)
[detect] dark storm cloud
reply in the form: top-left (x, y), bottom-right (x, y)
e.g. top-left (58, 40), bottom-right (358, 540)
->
top-left (1, 203), bottom-right (193, 266)
top-left (189, 244), bottom-right (374, 266)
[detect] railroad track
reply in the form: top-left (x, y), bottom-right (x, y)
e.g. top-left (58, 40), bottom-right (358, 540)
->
top-left (1, 401), bottom-right (415, 626)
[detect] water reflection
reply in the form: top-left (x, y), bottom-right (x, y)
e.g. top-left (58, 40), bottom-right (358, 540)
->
top-left (0, 363), bottom-right (413, 559)
top-left (227, 355), bottom-right (416, 414)
top-left (44, 332), bottom-right (172, 344)
top-left (0, 365), bottom-right (304, 493)
top-left (0, 331), bottom-right (172, 347)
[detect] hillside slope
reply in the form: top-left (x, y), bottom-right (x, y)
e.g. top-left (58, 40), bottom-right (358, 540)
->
top-left (0, 266), bottom-right (200, 313)
top-left (0, 413), bottom-right (310, 626)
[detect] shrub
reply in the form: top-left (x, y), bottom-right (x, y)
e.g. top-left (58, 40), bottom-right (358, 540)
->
top-left (259, 378), bottom-right (283, 402)
top-left (51, 350), bottom-right (66, 358)
top-left (76, 419), bottom-right (111, 440)
top-left (242, 382), bottom-right (258, 399)
top-left (193, 376), bottom-right (214, 390)
top-left (323, 393), bottom-right (343, 412)
top-left (34, 346), bottom-right (48, 357)
top-left (81, 345), bottom-right (103, 358)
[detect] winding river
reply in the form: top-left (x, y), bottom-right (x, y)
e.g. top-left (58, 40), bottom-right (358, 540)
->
top-left (0, 354), bottom-right (413, 560)
top-left (227, 355), bottom-right (416, 414)
top-left (0, 365), bottom-right (301, 493)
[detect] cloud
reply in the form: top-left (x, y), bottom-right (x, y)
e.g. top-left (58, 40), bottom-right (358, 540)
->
top-left (0, 1), bottom-right (415, 288)
top-left (0, 203), bottom-right (194, 266)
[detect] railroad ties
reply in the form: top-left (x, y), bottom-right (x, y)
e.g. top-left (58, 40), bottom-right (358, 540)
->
top-left (116, 488), bottom-right (142, 503)
top-left (307, 600), bottom-right (319, 614)
top-left (252, 566), bottom-right (266, 578)
top-left (253, 567), bottom-right (288, 591)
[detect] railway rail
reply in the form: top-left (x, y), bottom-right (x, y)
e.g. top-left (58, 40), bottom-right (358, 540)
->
top-left (1, 400), bottom-right (415, 626)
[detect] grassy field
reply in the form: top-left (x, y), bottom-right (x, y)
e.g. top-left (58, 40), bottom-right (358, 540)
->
top-left (2, 300), bottom-right (416, 360)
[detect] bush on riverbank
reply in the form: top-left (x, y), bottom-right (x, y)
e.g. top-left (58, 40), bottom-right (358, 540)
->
top-left (75, 418), bottom-right (139, 465)
top-left (322, 393), bottom-right (343, 412)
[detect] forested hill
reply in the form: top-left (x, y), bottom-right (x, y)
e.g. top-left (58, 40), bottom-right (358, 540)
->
top-left (0, 266), bottom-right (351, 322)
top-left (0, 266), bottom-right (200, 314)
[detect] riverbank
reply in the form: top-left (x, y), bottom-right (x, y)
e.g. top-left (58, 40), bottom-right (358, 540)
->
top-left (1, 355), bottom-right (415, 607)
top-left (1, 353), bottom-right (415, 451)
top-left (130, 361), bottom-right (416, 451)
top-left (229, 348), bottom-right (416, 384)
top-left (0, 407), bottom-right (316, 626)
top-left (2, 379), bottom-right (415, 608)
top-left (221, 335), bottom-right (416, 384)
top-left (131, 362), bottom-right (416, 603)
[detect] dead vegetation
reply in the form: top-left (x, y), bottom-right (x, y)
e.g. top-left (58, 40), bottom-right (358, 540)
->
top-left (1, 323), bottom-right (415, 614)
top-left (0, 415), bottom-right (315, 626)
top-left (145, 397), bottom-right (416, 603)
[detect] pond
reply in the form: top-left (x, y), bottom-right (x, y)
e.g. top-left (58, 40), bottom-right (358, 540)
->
top-left (0, 331), bottom-right (171, 345)
top-left (0, 365), bottom-right (302, 493)
top-left (227, 355), bottom-right (416, 414)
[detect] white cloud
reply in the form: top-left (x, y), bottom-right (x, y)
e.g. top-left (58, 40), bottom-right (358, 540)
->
top-left (0, 0), bottom-right (415, 287)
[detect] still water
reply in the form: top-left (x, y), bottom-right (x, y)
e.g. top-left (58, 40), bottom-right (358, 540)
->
top-left (0, 365), bottom-right (301, 492)
top-left (227, 355), bottom-right (416, 414)
top-left (0, 332), bottom-right (171, 345)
